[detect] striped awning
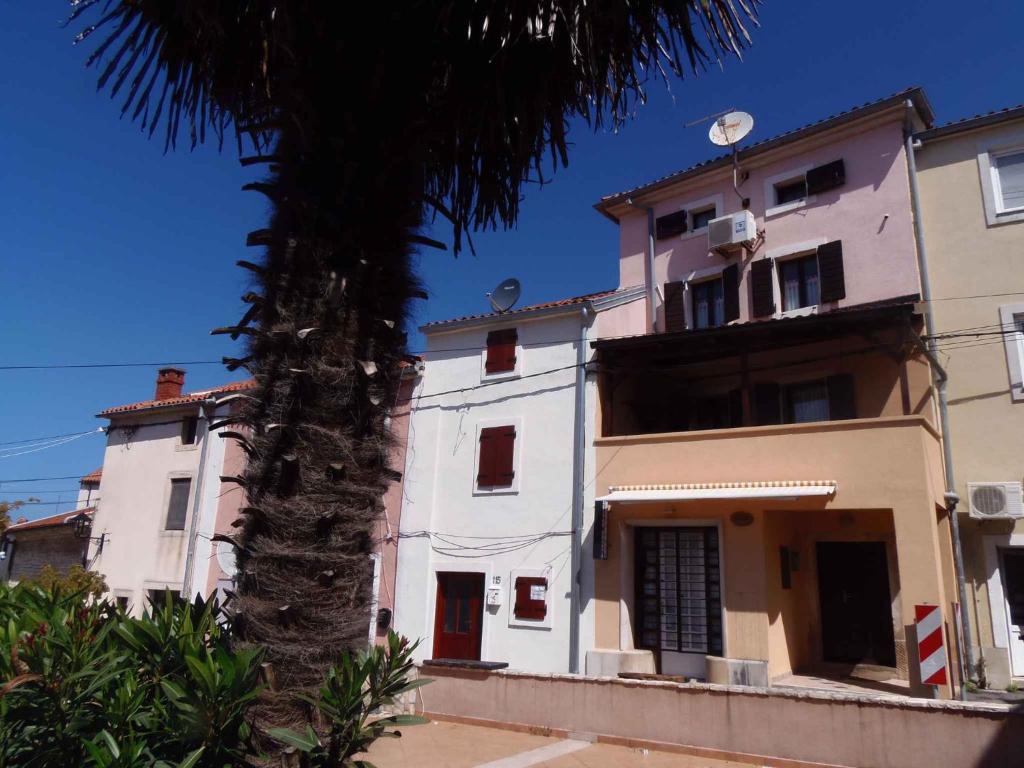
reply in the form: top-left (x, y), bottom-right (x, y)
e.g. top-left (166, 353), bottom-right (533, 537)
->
top-left (595, 480), bottom-right (837, 503)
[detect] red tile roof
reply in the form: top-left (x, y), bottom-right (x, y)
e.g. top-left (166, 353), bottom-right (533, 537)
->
top-left (422, 288), bottom-right (621, 329)
top-left (98, 379), bottom-right (256, 418)
top-left (5, 508), bottom-right (94, 534)
top-left (917, 103), bottom-right (1024, 141)
top-left (80, 468), bottom-right (102, 485)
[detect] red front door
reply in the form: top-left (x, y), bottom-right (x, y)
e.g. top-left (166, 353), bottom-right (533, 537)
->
top-left (432, 572), bottom-right (484, 660)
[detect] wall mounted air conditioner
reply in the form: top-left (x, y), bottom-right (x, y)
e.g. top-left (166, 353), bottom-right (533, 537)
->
top-left (967, 482), bottom-right (1024, 520)
top-left (707, 210), bottom-right (756, 254)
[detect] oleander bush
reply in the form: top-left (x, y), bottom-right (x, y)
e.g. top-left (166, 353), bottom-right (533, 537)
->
top-left (0, 583), bottom-right (424, 767)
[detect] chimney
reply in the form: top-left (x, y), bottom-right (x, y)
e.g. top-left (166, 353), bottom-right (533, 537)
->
top-left (155, 368), bottom-right (186, 401)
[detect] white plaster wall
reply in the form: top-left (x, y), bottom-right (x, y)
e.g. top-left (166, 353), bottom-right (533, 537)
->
top-left (185, 403), bottom-right (230, 600)
top-left (89, 407), bottom-right (206, 614)
top-left (395, 311), bottom-right (589, 673)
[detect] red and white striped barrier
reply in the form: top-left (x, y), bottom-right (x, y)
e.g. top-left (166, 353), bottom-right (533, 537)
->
top-left (915, 604), bottom-right (947, 686)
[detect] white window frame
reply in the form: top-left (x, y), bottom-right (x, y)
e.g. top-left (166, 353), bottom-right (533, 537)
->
top-left (977, 132), bottom-right (1024, 226)
top-left (764, 164), bottom-right (816, 218)
top-left (999, 303), bottom-right (1024, 402)
top-left (680, 262), bottom-right (727, 330)
top-left (471, 416), bottom-right (522, 497)
top-left (765, 238), bottom-right (828, 318)
top-left (478, 326), bottom-right (522, 383)
top-left (666, 193), bottom-right (725, 242)
top-left (507, 567), bottom-right (554, 630)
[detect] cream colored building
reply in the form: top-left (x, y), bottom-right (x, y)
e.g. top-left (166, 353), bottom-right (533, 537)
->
top-left (914, 106), bottom-right (1024, 688)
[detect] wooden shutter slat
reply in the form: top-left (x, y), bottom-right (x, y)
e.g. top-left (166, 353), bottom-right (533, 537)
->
top-left (477, 427), bottom-right (500, 486)
top-left (663, 281), bottom-right (685, 332)
top-left (722, 263), bottom-right (740, 323)
top-left (656, 210), bottom-right (687, 239)
top-left (827, 374), bottom-right (856, 420)
top-left (817, 240), bottom-right (846, 303)
top-left (495, 426), bottom-right (516, 485)
top-left (486, 329), bottom-right (517, 373)
top-left (806, 159), bottom-right (846, 195)
top-left (514, 576), bottom-right (548, 620)
top-left (753, 381), bottom-right (782, 426)
top-left (750, 259), bottom-right (775, 317)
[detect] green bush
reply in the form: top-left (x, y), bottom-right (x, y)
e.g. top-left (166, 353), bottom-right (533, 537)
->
top-left (0, 584), bottom-right (262, 767)
top-left (0, 583), bottom-right (426, 767)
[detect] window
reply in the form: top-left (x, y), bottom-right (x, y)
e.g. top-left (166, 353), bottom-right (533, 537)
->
top-left (691, 278), bottom-right (724, 329)
top-left (785, 380), bottom-right (830, 424)
top-left (690, 205), bottom-right (717, 231)
top-left (115, 596), bottom-right (130, 612)
top-left (485, 329), bottom-right (517, 374)
top-left (513, 576), bottom-right (548, 620)
top-left (774, 178), bottom-right (807, 205)
top-left (779, 254), bottom-right (820, 311)
top-left (181, 416), bottom-right (198, 445)
top-left (165, 478), bottom-right (191, 530)
top-left (993, 150), bottom-right (1024, 214)
top-left (476, 426), bottom-right (515, 489)
top-left (147, 589), bottom-right (184, 611)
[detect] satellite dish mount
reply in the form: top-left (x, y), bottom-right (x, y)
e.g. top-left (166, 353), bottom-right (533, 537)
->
top-left (487, 278), bottom-right (522, 314)
top-left (708, 110), bottom-right (754, 207)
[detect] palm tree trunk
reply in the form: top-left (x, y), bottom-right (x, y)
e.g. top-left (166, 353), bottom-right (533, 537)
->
top-left (232, 100), bottom-right (424, 714)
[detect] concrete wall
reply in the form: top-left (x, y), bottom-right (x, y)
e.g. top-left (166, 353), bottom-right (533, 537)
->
top-left (395, 311), bottom-right (588, 672)
top-left (915, 117), bottom-right (1024, 686)
top-left (3, 527), bottom-right (87, 582)
top-left (415, 667), bottom-right (1023, 768)
top-left (612, 113), bottom-right (919, 334)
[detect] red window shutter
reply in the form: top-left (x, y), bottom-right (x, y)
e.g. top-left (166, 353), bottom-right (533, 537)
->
top-left (494, 426), bottom-right (515, 486)
top-left (477, 427), bottom-right (500, 487)
top-left (485, 329), bottom-right (517, 373)
top-left (514, 577), bottom-right (548, 620)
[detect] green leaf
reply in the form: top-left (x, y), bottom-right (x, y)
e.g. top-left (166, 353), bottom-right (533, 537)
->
top-left (177, 747), bottom-right (205, 768)
top-left (393, 678), bottom-right (432, 694)
top-left (98, 729), bottom-right (120, 759)
top-left (267, 726), bottom-right (321, 752)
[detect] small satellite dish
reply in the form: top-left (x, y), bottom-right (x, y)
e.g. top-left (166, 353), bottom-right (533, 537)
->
top-left (216, 541), bottom-right (238, 578)
top-left (487, 277), bottom-right (522, 313)
top-left (709, 110), bottom-right (754, 147)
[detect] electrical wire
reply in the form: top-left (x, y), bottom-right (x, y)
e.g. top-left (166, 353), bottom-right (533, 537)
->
top-left (0, 429), bottom-right (104, 459)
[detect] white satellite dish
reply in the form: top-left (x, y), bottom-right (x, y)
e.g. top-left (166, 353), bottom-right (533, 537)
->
top-left (216, 540), bottom-right (238, 578)
top-left (709, 111), bottom-right (754, 147)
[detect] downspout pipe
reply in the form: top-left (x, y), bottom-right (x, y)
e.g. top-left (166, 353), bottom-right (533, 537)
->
top-left (905, 106), bottom-right (976, 692)
top-left (182, 396), bottom-right (217, 600)
top-left (568, 304), bottom-right (592, 674)
top-left (625, 198), bottom-right (657, 333)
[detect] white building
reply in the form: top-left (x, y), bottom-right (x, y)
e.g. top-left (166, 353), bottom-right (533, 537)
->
top-left (87, 368), bottom-right (252, 613)
top-left (393, 287), bottom-right (644, 673)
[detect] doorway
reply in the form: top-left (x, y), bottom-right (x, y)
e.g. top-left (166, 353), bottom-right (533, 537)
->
top-left (817, 542), bottom-right (896, 667)
top-left (432, 572), bottom-right (484, 660)
top-left (1000, 548), bottom-right (1024, 676)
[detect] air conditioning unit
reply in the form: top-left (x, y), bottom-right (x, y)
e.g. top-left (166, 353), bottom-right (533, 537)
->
top-left (967, 482), bottom-right (1024, 520)
top-left (707, 210), bottom-right (757, 253)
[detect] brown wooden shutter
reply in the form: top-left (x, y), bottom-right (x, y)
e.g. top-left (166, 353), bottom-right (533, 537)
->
top-left (827, 374), bottom-right (856, 420)
top-left (485, 329), bottom-right (517, 373)
top-left (656, 210), bottom-right (687, 239)
top-left (514, 576), bottom-right (548, 620)
top-left (750, 259), bottom-right (775, 317)
top-left (477, 427), bottom-right (500, 487)
top-left (817, 240), bottom-right (846, 302)
top-left (753, 381), bottom-right (782, 426)
top-left (494, 426), bottom-right (516, 486)
top-left (806, 159), bottom-right (846, 195)
top-left (722, 263), bottom-right (740, 323)
top-left (663, 281), bottom-right (686, 332)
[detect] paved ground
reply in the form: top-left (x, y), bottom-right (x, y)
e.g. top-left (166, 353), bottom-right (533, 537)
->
top-left (365, 720), bottom-right (753, 768)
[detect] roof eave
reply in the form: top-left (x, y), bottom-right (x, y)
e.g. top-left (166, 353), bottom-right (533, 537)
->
top-left (916, 105), bottom-right (1024, 143)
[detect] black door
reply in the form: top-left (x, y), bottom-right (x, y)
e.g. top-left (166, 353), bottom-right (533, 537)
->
top-left (817, 542), bottom-right (896, 666)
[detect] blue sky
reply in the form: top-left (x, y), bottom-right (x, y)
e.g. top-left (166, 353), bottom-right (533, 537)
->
top-left (2, 1), bottom-right (1022, 519)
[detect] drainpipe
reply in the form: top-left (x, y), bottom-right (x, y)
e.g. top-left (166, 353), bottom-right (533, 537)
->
top-left (182, 397), bottom-right (217, 600)
top-left (625, 198), bottom-right (657, 333)
top-left (905, 107), bottom-right (976, 692)
top-left (568, 304), bottom-right (592, 674)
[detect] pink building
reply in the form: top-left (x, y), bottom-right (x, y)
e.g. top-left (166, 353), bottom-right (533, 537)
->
top-left (583, 88), bottom-right (964, 698)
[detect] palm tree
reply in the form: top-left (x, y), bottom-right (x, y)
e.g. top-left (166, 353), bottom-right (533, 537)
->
top-left (70, 0), bottom-right (757, 724)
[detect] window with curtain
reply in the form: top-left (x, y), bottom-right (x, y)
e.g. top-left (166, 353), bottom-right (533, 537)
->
top-left (692, 278), bottom-right (724, 329)
top-left (786, 381), bottom-right (830, 424)
top-left (994, 150), bottom-right (1024, 213)
top-left (779, 254), bottom-right (820, 311)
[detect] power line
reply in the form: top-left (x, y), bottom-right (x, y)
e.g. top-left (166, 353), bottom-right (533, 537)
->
top-left (0, 360), bottom-right (222, 371)
top-left (0, 429), bottom-right (104, 459)
top-left (0, 475), bottom-right (91, 483)
top-left (0, 428), bottom-right (101, 447)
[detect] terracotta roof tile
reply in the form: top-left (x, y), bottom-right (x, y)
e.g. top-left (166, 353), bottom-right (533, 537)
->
top-left (422, 288), bottom-right (620, 329)
top-left (80, 468), bottom-right (102, 485)
top-left (5, 508), bottom-right (94, 533)
top-left (98, 379), bottom-right (256, 418)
